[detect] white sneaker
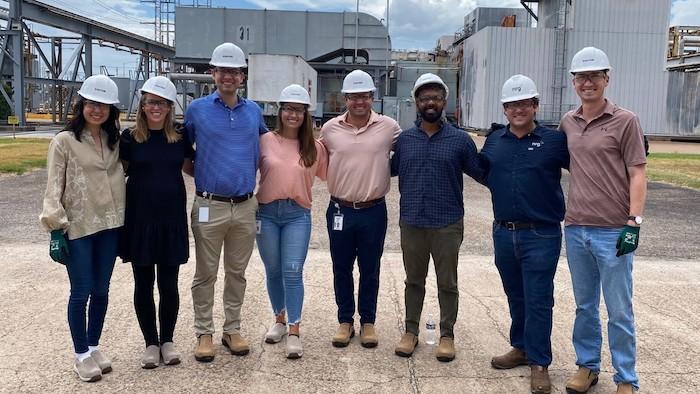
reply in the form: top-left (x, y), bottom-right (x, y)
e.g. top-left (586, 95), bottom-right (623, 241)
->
top-left (140, 345), bottom-right (160, 369)
top-left (286, 335), bottom-right (303, 359)
top-left (264, 322), bottom-right (288, 344)
top-left (73, 356), bottom-right (102, 382)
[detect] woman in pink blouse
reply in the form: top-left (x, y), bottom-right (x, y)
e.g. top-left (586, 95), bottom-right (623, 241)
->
top-left (256, 84), bottom-right (327, 359)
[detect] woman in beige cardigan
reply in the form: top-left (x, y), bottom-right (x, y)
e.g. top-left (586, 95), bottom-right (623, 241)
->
top-left (40, 75), bottom-right (124, 383)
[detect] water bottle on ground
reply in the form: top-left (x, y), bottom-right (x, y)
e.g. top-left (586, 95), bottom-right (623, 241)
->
top-left (425, 316), bottom-right (436, 345)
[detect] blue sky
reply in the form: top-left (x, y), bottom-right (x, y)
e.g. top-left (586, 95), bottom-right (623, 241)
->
top-left (16, 0), bottom-right (699, 77)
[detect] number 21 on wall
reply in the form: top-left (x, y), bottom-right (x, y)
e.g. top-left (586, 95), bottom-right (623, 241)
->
top-left (239, 25), bottom-right (251, 41)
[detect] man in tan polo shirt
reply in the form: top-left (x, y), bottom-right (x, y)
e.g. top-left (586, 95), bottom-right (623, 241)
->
top-left (320, 70), bottom-right (401, 348)
top-left (559, 47), bottom-right (647, 394)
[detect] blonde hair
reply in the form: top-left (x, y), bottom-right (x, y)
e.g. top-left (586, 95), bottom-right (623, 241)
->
top-left (131, 94), bottom-right (181, 143)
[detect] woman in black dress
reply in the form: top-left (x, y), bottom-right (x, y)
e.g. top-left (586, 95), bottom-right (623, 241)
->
top-left (120, 76), bottom-right (194, 369)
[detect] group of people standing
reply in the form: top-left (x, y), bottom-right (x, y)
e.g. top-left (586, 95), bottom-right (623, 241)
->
top-left (40, 41), bottom-right (646, 394)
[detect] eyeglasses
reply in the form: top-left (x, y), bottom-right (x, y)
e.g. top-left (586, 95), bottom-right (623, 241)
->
top-left (503, 100), bottom-right (536, 110)
top-left (281, 105), bottom-right (306, 115)
top-left (215, 67), bottom-right (244, 77)
top-left (84, 100), bottom-right (109, 110)
top-left (345, 93), bottom-right (373, 102)
top-left (573, 72), bottom-right (607, 83)
top-left (143, 99), bottom-right (170, 108)
top-left (417, 95), bottom-right (445, 104)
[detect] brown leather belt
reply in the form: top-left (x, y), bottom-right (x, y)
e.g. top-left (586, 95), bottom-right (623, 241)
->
top-left (331, 196), bottom-right (385, 210)
top-left (196, 191), bottom-right (253, 203)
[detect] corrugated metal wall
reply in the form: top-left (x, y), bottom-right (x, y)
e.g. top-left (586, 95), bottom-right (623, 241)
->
top-left (564, 0), bottom-right (670, 134)
top-left (175, 8), bottom-right (390, 66)
top-left (666, 71), bottom-right (700, 136)
top-left (460, 27), bottom-right (557, 128)
top-left (459, 0), bottom-right (671, 133)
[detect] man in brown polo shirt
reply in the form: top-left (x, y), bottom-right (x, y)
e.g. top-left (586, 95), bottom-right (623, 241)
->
top-left (559, 47), bottom-right (647, 394)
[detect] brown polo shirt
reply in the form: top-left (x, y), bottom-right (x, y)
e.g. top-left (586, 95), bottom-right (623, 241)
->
top-left (559, 100), bottom-right (646, 227)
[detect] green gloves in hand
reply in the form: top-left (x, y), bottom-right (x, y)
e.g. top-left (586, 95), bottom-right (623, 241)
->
top-left (49, 229), bottom-right (70, 264)
top-left (616, 225), bottom-right (640, 257)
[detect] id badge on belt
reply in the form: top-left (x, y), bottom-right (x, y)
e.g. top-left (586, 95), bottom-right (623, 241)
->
top-left (198, 192), bottom-right (211, 223)
top-left (332, 203), bottom-right (344, 231)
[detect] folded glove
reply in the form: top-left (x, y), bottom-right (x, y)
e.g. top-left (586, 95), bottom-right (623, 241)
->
top-left (49, 229), bottom-right (70, 264)
top-left (615, 225), bottom-right (640, 257)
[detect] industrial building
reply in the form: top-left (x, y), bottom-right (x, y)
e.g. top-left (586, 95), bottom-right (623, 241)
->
top-left (454, 0), bottom-right (671, 135)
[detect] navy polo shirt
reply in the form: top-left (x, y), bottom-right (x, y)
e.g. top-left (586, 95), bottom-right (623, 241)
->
top-left (391, 121), bottom-right (483, 228)
top-left (184, 91), bottom-right (267, 197)
top-left (478, 124), bottom-right (569, 224)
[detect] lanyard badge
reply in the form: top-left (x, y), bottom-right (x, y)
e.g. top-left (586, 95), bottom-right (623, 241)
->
top-left (198, 191), bottom-right (212, 223)
top-left (332, 202), bottom-right (343, 231)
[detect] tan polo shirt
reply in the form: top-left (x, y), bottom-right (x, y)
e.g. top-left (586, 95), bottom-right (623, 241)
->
top-left (559, 100), bottom-right (646, 227)
top-left (40, 130), bottom-right (126, 240)
top-left (320, 111), bottom-right (401, 202)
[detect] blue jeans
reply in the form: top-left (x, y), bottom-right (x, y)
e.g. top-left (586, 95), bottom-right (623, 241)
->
top-left (493, 222), bottom-right (561, 366)
top-left (66, 228), bottom-right (119, 353)
top-left (256, 200), bottom-right (311, 325)
top-left (565, 225), bottom-right (638, 389)
top-left (326, 200), bottom-right (387, 325)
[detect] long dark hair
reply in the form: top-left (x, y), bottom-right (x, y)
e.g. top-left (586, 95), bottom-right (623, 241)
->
top-left (62, 97), bottom-right (121, 150)
top-left (276, 105), bottom-right (317, 167)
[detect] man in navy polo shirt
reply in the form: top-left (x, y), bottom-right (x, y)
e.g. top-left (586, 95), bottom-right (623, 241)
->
top-left (391, 73), bottom-right (482, 362)
top-left (479, 75), bottom-right (569, 394)
top-left (184, 42), bottom-right (267, 362)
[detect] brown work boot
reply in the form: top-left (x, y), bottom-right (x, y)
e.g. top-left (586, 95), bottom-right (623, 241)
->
top-left (331, 323), bottom-right (355, 348)
top-left (491, 347), bottom-right (528, 369)
top-left (194, 334), bottom-right (215, 362)
top-left (531, 365), bottom-right (551, 394)
top-left (222, 332), bottom-right (250, 356)
top-left (565, 366), bottom-right (599, 394)
top-left (616, 383), bottom-right (634, 394)
top-left (394, 333), bottom-right (418, 357)
top-left (360, 324), bottom-right (378, 348)
top-left (436, 337), bottom-right (455, 362)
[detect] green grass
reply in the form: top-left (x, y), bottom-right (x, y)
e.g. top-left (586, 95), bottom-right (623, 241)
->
top-left (646, 152), bottom-right (700, 190)
top-left (0, 137), bottom-right (50, 174)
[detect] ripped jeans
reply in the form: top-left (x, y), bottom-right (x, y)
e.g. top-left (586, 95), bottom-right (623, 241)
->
top-left (255, 199), bottom-right (311, 326)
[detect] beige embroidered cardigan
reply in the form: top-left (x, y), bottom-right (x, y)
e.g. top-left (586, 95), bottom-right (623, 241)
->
top-left (39, 130), bottom-right (125, 240)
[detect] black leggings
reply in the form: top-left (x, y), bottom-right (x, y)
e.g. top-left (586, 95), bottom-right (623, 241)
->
top-left (132, 264), bottom-right (180, 347)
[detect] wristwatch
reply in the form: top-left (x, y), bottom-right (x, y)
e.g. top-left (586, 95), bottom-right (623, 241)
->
top-left (627, 215), bottom-right (643, 225)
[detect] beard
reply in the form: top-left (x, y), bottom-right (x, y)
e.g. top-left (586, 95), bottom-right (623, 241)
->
top-left (420, 109), bottom-right (442, 123)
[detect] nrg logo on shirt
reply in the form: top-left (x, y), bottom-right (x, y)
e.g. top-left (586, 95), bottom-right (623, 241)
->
top-left (528, 141), bottom-right (544, 151)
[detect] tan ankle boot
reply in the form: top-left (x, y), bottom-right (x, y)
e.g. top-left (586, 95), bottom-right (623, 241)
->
top-left (436, 337), bottom-right (455, 362)
top-left (394, 333), bottom-right (418, 357)
top-left (360, 323), bottom-right (378, 348)
top-left (194, 334), bottom-right (215, 362)
top-left (491, 347), bottom-right (528, 369)
top-left (332, 323), bottom-right (355, 348)
top-left (616, 383), bottom-right (634, 394)
top-left (222, 332), bottom-right (250, 356)
top-left (565, 366), bottom-right (599, 393)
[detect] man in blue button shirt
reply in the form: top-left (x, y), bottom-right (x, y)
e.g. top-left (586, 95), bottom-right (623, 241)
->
top-left (184, 42), bottom-right (267, 362)
top-left (391, 73), bottom-right (482, 362)
top-left (479, 75), bottom-right (569, 394)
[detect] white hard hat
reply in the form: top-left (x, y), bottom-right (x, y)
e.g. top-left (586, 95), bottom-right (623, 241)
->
top-left (501, 74), bottom-right (539, 103)
top-left (341, 70), bottom-right (376, 93)
top-left (77, 74), bottom-right (119, 105)
top-left (140, 76), bottom-right (177, 102)
top-left (569, 46), bottom-right (612, 74)
top-left (278, 84), bottom-right (311, 105)
top-left (412, 73), bottom-right (449, 100)
top-left (209, 42), bottom-right (247, 68)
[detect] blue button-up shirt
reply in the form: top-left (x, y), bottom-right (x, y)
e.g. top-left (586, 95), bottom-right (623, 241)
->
top-left (478, 124), bottom-right (569, 224)
top-left (391, 121), bottom-right (483, 228)
top-left (184, 91), bottom-right (267, 197)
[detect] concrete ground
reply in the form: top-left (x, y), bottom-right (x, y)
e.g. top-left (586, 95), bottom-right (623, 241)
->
top-left (1, 162), bottom-right (699, 393)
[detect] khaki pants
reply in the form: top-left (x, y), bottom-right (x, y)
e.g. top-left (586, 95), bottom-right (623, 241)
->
top-left (191, 195), bottom-right (258, 336)
top-left (400, 219), bottom-right (463, 338)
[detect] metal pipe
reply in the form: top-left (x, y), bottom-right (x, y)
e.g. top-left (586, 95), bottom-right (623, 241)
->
top-left (167, 72), bottom-right (213, 82)
top-left (385, 0), bottom-right (389, 96)
top-left (354, 0), bottom-right (359, 64)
